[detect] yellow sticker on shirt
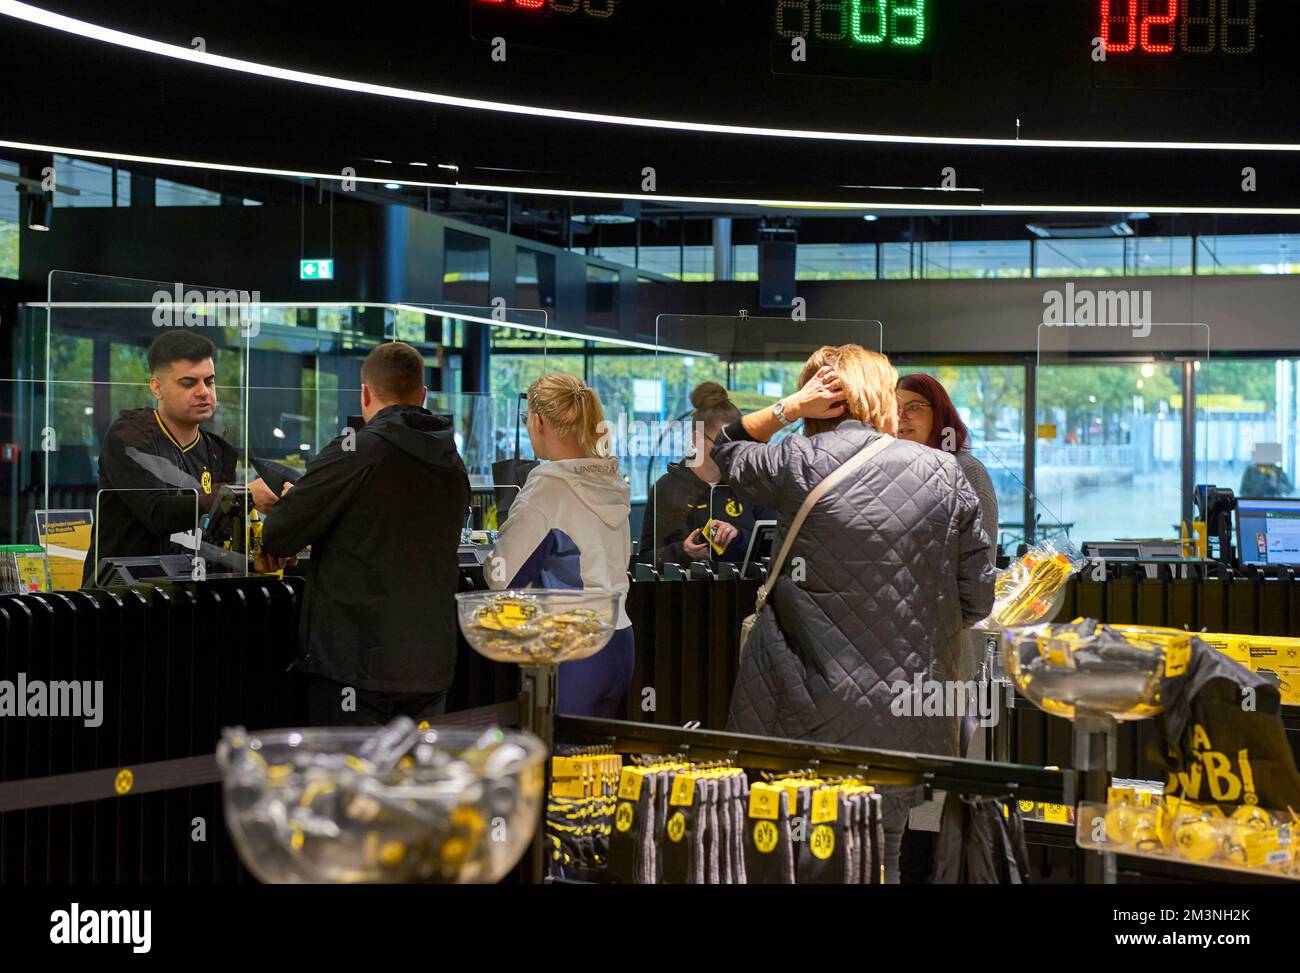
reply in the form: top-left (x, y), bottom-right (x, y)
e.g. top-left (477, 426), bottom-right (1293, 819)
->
top-left (201, 470), bottom-right (212, 494)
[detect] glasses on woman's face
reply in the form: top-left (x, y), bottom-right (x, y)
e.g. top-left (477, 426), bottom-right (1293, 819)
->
top-left (897, 401), bottom-right (932, 419)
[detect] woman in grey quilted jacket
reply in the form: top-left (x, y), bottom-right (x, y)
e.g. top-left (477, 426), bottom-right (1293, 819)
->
top-left (712, 345), bottom-right (995, 883)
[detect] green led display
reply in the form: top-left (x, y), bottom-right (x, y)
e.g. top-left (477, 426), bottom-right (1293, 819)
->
top-left (850, 0), bottom-right (885, 45)
top-left (776, 0), bottom-right (927, 49)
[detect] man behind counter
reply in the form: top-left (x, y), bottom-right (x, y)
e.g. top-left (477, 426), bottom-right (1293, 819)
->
top-left (254, 342), bottom-right (471, 726)
top-left (82, 331), bottom-right (238, 588)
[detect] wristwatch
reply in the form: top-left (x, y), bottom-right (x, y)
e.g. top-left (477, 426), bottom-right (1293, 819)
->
top-left (773, 398), bottom-right (793, 425)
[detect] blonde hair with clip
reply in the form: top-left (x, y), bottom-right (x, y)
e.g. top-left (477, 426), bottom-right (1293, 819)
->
top-left (527, 372), bottom-right (610, 458)
top-left (798, 344), bottom-right (898, 436)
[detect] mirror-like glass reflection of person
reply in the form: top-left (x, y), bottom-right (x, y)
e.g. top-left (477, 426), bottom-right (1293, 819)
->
top-left (1240, 443), bottom-right (1295, 498)
top-left (82, 332), bottom-right (238, 587)
top-left (486, 373), bottom-right (633, 718)
top-left (640, 382), bottom-right (773, 569)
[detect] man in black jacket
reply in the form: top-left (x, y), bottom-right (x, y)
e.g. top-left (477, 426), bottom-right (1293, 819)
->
top-left (256, 342), bottom-right (470, 726)
top-left (82, 331), bottom-right (239, 588)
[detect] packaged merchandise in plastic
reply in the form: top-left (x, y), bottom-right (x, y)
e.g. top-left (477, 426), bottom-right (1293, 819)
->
top-left (217, 719), bottom-right (546, 884)
top-left (1077, 795), bottom-right (1300, 879)
top-left (979, 539), bottom-right (1086, 630)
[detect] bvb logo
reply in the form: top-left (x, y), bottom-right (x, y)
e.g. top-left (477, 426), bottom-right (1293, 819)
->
top-left (666, 811), bottom-right (686, 843)
top-left (114, 768), bottom-right (134, 795)
top-left (725, 498), bottom-right (743, 518)
top-left (201, 470), bottom-right (212, 494)
top-left (615, 802), bottom-right (634, 833)
top-left (753, 820), bottom-right (778, 853)
top-left (810, 825), bottom-right (835, 860)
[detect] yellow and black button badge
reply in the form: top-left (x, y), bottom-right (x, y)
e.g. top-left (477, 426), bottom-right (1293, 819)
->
top-left (725, 498), bottom-right (743, 518)
top-left (201, 470), bottom-right (212, 494)
top-left (810, 824), bottom-right (835, 860)
top-left (615, 802), bottom-right (634, 833)
top-left (753, 820), bottom-right (779, 853)
top-left (666, 811), bottom-right (686, 843)
top-left (114, 768), bottom-right (134, 796)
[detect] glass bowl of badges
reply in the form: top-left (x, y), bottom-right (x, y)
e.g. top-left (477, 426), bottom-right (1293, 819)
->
top-left (455, 589), bottom-right (619, 665)
top-left (1001, 620), bottom-right (1173, 721)
top-left (217, 720), bottom-right (546, 884)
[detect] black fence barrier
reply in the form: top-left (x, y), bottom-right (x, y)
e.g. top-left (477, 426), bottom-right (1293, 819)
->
top-left (0, 576), bottom-right (302, 883)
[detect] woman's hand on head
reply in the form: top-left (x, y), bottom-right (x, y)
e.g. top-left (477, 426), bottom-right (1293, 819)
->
top-left (789, 365), bottom-right (847, 421)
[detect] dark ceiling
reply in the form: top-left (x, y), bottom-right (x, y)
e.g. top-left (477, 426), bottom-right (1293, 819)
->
top-left (4, 1), bottom-right (1300, 227)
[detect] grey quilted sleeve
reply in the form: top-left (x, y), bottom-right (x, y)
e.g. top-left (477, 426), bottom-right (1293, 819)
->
top-left (958, 452), bottom-right (1000, 565)
top-left (954, 467), bottom-right (996, 625)
top-left (710, 425), bottom-right (802, 511)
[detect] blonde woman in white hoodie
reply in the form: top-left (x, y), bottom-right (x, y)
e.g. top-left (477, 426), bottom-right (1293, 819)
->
top-left (487, 373), bottom-right (633, 717)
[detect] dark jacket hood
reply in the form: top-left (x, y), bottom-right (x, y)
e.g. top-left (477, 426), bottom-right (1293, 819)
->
top-left (363, 405), bottom-right (463, 469)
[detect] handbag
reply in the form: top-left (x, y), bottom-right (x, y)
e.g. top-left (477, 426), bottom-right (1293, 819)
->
top-left (491, 392), bottom-right (540, 520)
top-left (739, 433), bottom-right (895, 656)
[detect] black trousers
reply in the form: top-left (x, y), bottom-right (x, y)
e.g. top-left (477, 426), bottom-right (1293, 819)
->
top-left (305, 674), bottom-right (448, 727)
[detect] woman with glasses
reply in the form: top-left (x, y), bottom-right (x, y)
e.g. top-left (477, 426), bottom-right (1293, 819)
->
top-left (895, 374), bottom-right (999, 568)
top-left (640, 382), bottom-right (773, 570)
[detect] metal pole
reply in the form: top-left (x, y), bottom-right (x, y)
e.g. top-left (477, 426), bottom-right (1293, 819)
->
top-left (1024, 362), bottom-right (1038, 546)
top-left (518, 663), bottom-right (558, 884)
top-left (1181, 359), bottom-right (1196, 528)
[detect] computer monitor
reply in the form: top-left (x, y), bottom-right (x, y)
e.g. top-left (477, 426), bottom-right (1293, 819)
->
top-left (1236, 498), bottom-right (1300, 567)
top-left (741, 520), bottom-right (777, 577)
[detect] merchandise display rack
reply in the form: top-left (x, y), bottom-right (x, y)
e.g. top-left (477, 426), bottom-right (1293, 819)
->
top-left (555, 715), bottom-right (1069, 804)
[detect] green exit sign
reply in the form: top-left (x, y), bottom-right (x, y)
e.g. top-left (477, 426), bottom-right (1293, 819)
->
top-left (299, 259), bottom-right (334, 280)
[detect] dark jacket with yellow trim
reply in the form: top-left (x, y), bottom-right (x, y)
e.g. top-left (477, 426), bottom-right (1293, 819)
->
top-left (639, 460), bottom-right (772, 568)
top-left (82, 408), bottom-right (239, 587)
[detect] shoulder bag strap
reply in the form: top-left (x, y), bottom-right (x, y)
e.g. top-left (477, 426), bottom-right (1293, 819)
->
top-left (754, 433), bottom-right (895, 612)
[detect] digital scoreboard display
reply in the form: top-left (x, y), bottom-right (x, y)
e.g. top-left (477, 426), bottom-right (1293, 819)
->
top-left (470, 0), bottom-right (621, 54)
top-left (1093, 0), bottom-right (1263, 89)
top-left (769, 0), bottom-right (931, 81)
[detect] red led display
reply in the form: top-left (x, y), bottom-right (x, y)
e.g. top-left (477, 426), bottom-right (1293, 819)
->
top-left (474, 0), bottom-right (617, 14)
top-left (1100, 0), bottom-right (1256, 56)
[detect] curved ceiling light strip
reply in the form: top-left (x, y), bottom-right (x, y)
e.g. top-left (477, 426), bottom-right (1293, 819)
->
top-left (2, 0), bottom-right (1299, 153)
top-left (3, 137), bottom-right (1300, 216)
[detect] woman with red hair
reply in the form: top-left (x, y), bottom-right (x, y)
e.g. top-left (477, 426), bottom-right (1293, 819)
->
top-left (895, 372), bottom-right (1001, 878)
top-left (895, 374), bottom-right (998, 562)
